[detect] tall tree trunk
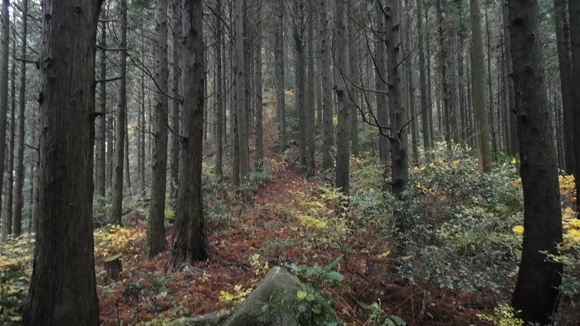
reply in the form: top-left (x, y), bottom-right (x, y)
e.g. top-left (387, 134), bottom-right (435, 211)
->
top-left (3, 30), bottom-right (14, 241)
top-left (13, 0), bottom-right (28, 237)
top-left (320, 0), bottom-right (334, 170)
top-left (235, 0), bottom-right (249, 187)
top-left (404, 0), bottom-right (418, 166)
top-left (149, 0), bottom-right (169, 257)
top-left (294, 0), bottom-right (307, 172)
top-left (96, 13), bottom-right (106, 198)
top-left (571, 0), bottom-right (580, 207)
top-left (386, 0), bottom-right (408, 231)
top-left (215, 0), bottom-right (224, 178)
top-left (376, 0), bottom-right (390, 164)
top-left (170, 0), bottom-right (208, 267)
top-left (110, 0), bottom-right (127, 226)
top-left (417, 0), bottom-right (431, 150)
top-left (274, 1), bottom-right (286, 154)
top-left (348, 4), bottom-right (360, 158)
top-left (22, 1), bottom-right (103, 324)
top-left (470, 0), bottom-right (492, 173)
top-left (502, 0), bottom-right (518, 156)
top-left (0, 0), bottom-right (10, 239)
top-left (335, 0), bottom-right (350, 195)
top-left (254, 0), bottom-right (264, 170)
top-left (554, 0), bottom-right (574, 174)
top-left (169, 0), bottom-right (182, 198)
top-left (508, 0), bottom-right (563, 323)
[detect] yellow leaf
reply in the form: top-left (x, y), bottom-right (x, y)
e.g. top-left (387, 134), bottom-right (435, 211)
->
top-left (512, 225), bottom-right (524, 235)
top-left (377, 251), bottom-right (391, 258)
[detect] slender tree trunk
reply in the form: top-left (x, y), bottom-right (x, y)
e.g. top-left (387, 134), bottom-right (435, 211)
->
top-left (502, 0), bottom-right (518, 156)
top-left (335, 0), bottom-right (350, 195)
top-left (320, 0), bottom-right (334, 170)
top-left (294, 0), bottom-right (307, 172)
top-left (274, 1), bottom-right (286, 154)
top-left (169, 0), bottom-right (182, 199)
top-left (417, 0), bottom-right (431, 150)
top-left (254, 0), bottom-right (264, 170)
top-left (170, 0), bottom-right (208, 267)
top-left (508, 0), bottom-right (563, 323)
top-left (235, 0), bottom-right (249, 187)
top-left (386, 0), bottom-right (408, 230)
top-left (0, 0), bottom-right (10, 239)
top-left (305, 0), bottom-right (316, 175)
top-left (404, 0), bottom-right (418, 166)
top-left (470, 0), bottom-right (492, 173)
top-left (554, 0), bottom-right (574, 174)
top-left (149, 0), bottom-right (169, 257)
top-left (376, 0), bottom-right (390, 164)
top-left (13, 0), bottom-right (28, 237)
top-left (3, 30), bottom-right (14, 241)
top-left (96, 13), bottom-right (106, 198)
top-left (22, 1), bottom-right (103, 324)
top-left (110, 0), bottom-right (127, 226)
top-left (215, 0), bottom-right (224, 178)
top-left (348, 4), bottom-right (360, 158)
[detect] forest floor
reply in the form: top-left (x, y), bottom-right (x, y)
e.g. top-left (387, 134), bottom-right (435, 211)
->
top-left (94, 144), bottom-right (501, 326)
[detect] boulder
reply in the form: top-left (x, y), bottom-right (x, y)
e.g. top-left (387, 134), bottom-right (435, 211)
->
top-left (173, 266), bottom-right (305, 326)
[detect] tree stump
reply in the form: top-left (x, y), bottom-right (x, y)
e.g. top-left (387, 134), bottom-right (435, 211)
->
top-left (104, 253), bottom-right (123, 281)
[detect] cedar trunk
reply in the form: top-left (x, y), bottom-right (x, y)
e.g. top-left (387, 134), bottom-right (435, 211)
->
top-left (23, 1), bottom-right (103, 324)
top-left (508, 0), bottom-right (563, 323)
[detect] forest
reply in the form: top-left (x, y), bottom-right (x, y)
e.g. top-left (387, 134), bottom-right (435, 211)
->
top-left (0, 0), bottom-right (579, 325)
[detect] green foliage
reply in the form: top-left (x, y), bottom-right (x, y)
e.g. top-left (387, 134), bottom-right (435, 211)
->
top-left (0, 234), bottom-right (35, 275)
top-left (274, 256), bottom-right (343, 326)
top-left (93, 195), bottom-right (112, 226)
top-left (94, 224), bottom-right (146, 260)
top-left (477, 304), bottom-right (524, 326)
top-left (359, 301), bottom-right (406, 326)
top-left (290, 186), bottom-right (350, 246)
top-left (0, 271), bottom-right (28, 325)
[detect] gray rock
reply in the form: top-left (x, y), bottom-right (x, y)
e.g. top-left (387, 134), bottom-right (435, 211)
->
top-left (172, 266), bottom-right (340, 326)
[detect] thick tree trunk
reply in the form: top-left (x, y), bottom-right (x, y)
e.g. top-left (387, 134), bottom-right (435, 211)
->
top-left (22, 1), bottom-right (103, 324)
top-left (110, 0), bottom-right (127, 226)
top-left (149, 0), bottom-right (169, 257)
top-left (170, 0), bottom-right (208, 267)
top-left (508, 0), bottom-right (563, 323)
top-left (470, 0), bottom-right (492, 173)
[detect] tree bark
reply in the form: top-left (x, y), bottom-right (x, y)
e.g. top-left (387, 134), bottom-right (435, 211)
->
top-left (376, 0), bottom-right (390, 164)
top-left (149, 0), bottom-right (169, 257)
top-left (508, 0), bottom-right (563, 323)
top-left (416, 0), bottom-right (431, 150)
top-left (170, 0), bottom-right (208, 267)
top-left (110, 0), bottom-right (127, 226)
top-left (320, 0), bottom-right (334, 170)
top-left (0, 0), bottom-right (10, 239)
top-left (23, 1), bottom-right (103, 324)
top-left (96, 12), bottom-right (106, 198)
top-left (334, 0), bottom-right (350, 195)
top-left (169, 0), bottom-right (182, 198)
top-left (470, 0), bottom-right (492, 173)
